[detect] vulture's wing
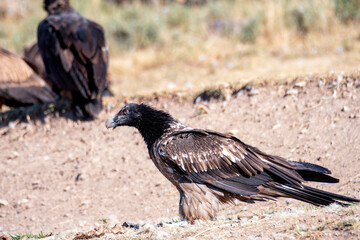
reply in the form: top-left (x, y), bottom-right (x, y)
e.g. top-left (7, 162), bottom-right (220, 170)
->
top-left (157, 129), bottom-right (308, 196)
top-left (37, 12), bottom-right (108, 99)
top-left (23, 42), bottom-right (46, 77)
top-left (0, 47), bottom-right (55, 107)
top-left (157, 129), bottom-right (358, 205)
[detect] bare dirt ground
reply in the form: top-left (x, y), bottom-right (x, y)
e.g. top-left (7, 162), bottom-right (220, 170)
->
top-left (1, 73), bottom-right (360, 239)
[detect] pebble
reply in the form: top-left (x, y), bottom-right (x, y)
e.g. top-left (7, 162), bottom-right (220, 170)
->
top-left (67, 153), bottom-right (74, 160)
top-left (8, 121), bottom-right (16, 129)
top-left (75, 173), bottom-right (86, 182)
top-left (294, 81), bottom-right (306, 87)
top-left (16, 199), bottom-right (30, 209)
top-left (8, 151), bottom-right (19, 159)
top-left (349, 114), bottom-right (358, 119)
top-left (341, 106), bottom-right (350, 112)
top-left (227, 129), bottom-right (239, 135)
top-left (285, 88), bottom-right (298, 96)
top-left (241, 217), bottom-right (249, 224)
top-left (236, 89), bottom-right (244, 97)
top-left (336, 46), bottom-right (344, 53)
top-left (80, 200), bottom-right (91, 207)
top-left (272, 123), bottom-right (281, 130)
top-left (156, 230), bottom-right (169, 239)
top-left (122, 221), bottom-right (139, 230)
top-left (0, 199), bottom-right (9, 207)
top-left (40, 236), bottom-right (55, 240)
top-left (317, 80), bottom-right (323, 87)
top-left (248, 89), bottom-right (259, 96)
top-left (143, 223), bottom-right (155, 233)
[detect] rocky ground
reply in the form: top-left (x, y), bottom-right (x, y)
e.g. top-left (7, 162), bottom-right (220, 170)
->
top-left (0, 73), bottom-right (359, 239)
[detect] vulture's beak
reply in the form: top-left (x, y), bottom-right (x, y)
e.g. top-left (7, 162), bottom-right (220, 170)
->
top-left (105, 118), bottom-right (116, 129)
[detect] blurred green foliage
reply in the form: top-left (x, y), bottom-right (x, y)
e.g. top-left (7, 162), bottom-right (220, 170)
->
top-left (0, 0), bottom-right (359, 54)
top-left (283, 0), bottom-right (319, 35)
top-left (10, 232), bottom-right (52, 240)
top-left (240, 19), bottom-right (258, 43)
top-left (334, 0), bottom-right (360, 23)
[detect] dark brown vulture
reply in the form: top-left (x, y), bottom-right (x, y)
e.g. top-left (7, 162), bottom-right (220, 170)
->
top-left (37, 0), bottom-right (109, 119)
top-left (24, 41), bottom-right (113, 97)
top-left (24, 42), bottom-right (46, 78)
top-left (0, 47), bottom-right (55, 108)
top-left (106, 103), bottom-right (359, 222)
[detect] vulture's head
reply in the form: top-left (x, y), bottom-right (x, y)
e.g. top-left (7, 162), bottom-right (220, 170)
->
top-left (106, 103), bottom-right (175, 130)
top-left (106, 103), bottom-right (177, 147)
top-left (106, 103), bottom-right (142, 129)
top-left (43, 0), bottom-right (70, 14)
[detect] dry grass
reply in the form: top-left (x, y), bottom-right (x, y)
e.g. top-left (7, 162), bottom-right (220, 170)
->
top-left (57, 203), bottom-right (360, 240)
top-left (0, 0), bottom-right (360, 97)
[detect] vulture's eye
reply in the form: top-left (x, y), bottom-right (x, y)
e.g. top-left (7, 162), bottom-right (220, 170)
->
top-left (123, 109), bottom-right (129, 115)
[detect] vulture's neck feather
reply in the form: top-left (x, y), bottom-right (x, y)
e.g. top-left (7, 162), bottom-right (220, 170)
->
top-left (46, 2), bottom-right (73, 14)
top-left (137, 106), bottom-right (176, 150)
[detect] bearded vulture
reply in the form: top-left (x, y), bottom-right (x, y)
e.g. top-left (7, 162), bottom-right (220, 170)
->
top-left (106, 103), bottom-right (359, 222)
top-left (37, 0), bottom-right (109, 119)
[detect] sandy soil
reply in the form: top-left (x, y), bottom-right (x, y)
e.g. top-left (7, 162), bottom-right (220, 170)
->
top-left (0, 74), bottom-right (359, 239)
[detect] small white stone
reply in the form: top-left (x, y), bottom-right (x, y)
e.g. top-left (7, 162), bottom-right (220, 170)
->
top-left (241, 217), bottom-right (248, 223)
top-left (285, 88), bottom-right (298, 96)
top-left (342, 106), bottom-right (350, 112)
top-left (80, 200), bottom-right (91, 207)
top-left (156, 230), bottom-right (169, 239)
top-left (0, 199), bottom-right (9, 207)
top-left (143, 223), bottom-right (155, 233)
top-left (294, 81), bottom-right (306, 88)
top-left (272, 123), bottom-right (281, 130)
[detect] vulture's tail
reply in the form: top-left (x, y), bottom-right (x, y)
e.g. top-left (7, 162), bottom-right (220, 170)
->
top-left (263, 161), bottom-right (359, 206)
top-left (264, 182), bottom-right (359, 206)
top-left (291, 161), bottom-right (339, 183)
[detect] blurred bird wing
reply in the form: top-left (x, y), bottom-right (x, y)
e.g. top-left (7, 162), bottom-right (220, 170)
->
top-left (0, 47), bottom-right (55, 105)
top-left (0, 47), bottom-right (36, 84)
top-left (23, 42), bottom-right (46, 77)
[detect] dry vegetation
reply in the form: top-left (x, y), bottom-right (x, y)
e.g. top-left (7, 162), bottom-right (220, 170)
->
top-left (1, 0), bottom-right (360, 98)
top-left (1, 0), bottom-right (360, 239)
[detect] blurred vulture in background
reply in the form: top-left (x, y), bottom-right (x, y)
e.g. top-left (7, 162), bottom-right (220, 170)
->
top-left (38, 0), bottom-right (109, 119)
top-left (0, 47), bottom-right (55, 108)
top-left (106, 0), bottom-right (207, 6)
top-left (24, 41), bottom-right (113, 97)
top-left (24, 42), bottom-right (46, 78)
